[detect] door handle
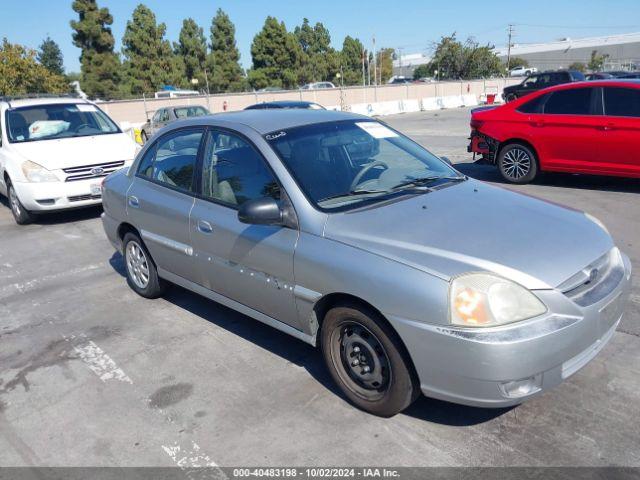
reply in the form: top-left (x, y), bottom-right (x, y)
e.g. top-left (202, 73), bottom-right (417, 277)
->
top-left (128, 195), bottom-right (139, 208)
top-left (530, 120), bottom-right (545, 127)
top-left (197, 220), bottom-right (213, 234)
top-left (598, 123), bottom-right (615, 131)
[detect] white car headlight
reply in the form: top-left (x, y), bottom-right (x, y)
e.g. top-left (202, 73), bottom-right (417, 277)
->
top-left (21, 160), bottom-right (58, 183)
top-left (450, 273), bottom-right (547, 328)
top-left (584, 212), bottom-right (609, 235)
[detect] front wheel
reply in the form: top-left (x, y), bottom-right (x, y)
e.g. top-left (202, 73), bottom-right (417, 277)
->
top-left (497, 143), bottom-right (539, 184)
top-left (505, 93), bottom-right (518, 103)
top-left (7, 181), bottom-right (36, 225)
top-left (123, 232), bottom-right (165, 298)
top-left (321, 303), bottom-right (419, 417)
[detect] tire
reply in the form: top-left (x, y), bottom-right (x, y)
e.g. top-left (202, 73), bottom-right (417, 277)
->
top-left (497, 143), bottom-right (539, 184)
top-left (505, 93), bottom-right (518, 103)
top-left (122, 232), bottom-right (165, 298)
top-left (141, 131), bottom-right (149, 144)
top-left (321, 303), bottom-right (419, 417)
top-left (7, 180), bottom-right (36, 225)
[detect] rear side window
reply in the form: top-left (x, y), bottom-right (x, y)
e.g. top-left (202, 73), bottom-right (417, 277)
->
top-left (603, 87), bottom-right (640, 117)
top-left (138, 128), bottom-right (204, 193)
top-left (544, 88), bottom-right (593, 115)
top-left (517, 94), bottom-right (549, 114)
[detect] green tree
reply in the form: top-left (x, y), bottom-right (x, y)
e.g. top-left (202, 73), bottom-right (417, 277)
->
top-left (427, 34), bottom-right (501, 80)
top-left (121, 4), bottom-right (185, 95)
top-left (412, 64), bottom-right (431, 80)
top-left (207, 9), bottom-right (245, 93)
top-left (378, 47), bottom-right (394, 83)
top-left (569, 62), bottom-right (587, 72)
top-left (37, 37), bottom-right (65, 76)
top-left (70, 0), bottom-right (121, 99)
top-left (175, 18), bottom-right (207, 89)
top-left (341, 36), bottom-right (365, 85)
top-left (588, 50), bottom-right (609, 72)
top-left (0, 39), bottom-right (68, 95)
top-left (248, 16), bottom-right (302, 90)
top-left (294, 18), bottom-right (338, 83)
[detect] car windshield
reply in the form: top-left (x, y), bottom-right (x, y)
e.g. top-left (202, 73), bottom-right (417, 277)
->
top-left (174, 106), bottom-right (209, 119)
top-left (6, 103), bottom-right (120, 143)
top-left (266, 120), bottom-right (463, 210)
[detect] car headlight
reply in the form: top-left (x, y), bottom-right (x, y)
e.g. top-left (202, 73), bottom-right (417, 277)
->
top-left (21, 160), bottom-right (58, 183)
top-left (450, 273), bottom-right (547, 328)
top-left (584, 212), bottom-right (609, 235)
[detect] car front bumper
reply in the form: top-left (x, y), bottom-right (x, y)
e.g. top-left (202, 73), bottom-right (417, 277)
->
top-left (12, 178), bottom-right (104, 212)
top-left (390, 253), bottom-right (632, 408)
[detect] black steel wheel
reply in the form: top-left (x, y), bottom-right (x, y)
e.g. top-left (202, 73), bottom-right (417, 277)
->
top-left (321, 303), bottom-right (419, 417)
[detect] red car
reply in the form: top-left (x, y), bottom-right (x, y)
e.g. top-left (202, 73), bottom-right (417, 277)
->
top-left (469, 80), bottom-right (640, 184)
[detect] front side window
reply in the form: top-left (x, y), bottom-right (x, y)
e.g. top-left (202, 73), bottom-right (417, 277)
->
top-left (201, 131), bottom-right (280, 207)
top-left (604, 87), bottom-right (640, 117)
top-left (544, 88), bottom-right (593, 115)
top-left (266, 120), bottom-right (461, 211)
top-left (138, 128), bottom-right (203, 193)
top-left (522, 75), bottom-right (539, 88)
top-left (6, 103), bottom-right (120, 143)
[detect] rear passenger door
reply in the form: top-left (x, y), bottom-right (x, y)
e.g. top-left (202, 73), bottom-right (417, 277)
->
top-left (127, 127), bottom-right (205, 280)
top-left (190, 129), bottom-right (301, 330)
top-left (599, 86), bottom-right (640, 175)
top-left (535, 87), bottom-right (603, 170)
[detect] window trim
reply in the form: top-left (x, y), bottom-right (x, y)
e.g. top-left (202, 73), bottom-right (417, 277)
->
top-left (193, 126), bottom-right (286, 212)
top-left (134, 125), bottom-right (207, 197)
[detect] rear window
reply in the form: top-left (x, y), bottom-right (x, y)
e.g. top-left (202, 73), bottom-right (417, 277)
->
top-left (544, 88), bottom-right (592, 115)
top-left (603, 87), bottom-right (640, 117)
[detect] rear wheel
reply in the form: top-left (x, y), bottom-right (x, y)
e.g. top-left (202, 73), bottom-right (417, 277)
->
top-left (123, 232), bottom-right (165, 298)
top-left (505, 93), bottom-right (518, 103)
top-left (7, 180), bottom-right (35, 225)
top-left (321, 303), bottom-right (419, 417)
top-left (498, 143), bottom-right (539, 184)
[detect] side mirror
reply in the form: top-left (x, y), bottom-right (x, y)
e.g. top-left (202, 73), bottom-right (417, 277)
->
top-left (440, 156), bottom-right (453, 166)
top-left (238, 197), bottom-right (283, 226)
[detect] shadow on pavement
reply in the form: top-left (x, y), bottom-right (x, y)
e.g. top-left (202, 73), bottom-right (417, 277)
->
top-left (0, 195), bottom-right (103, 225)
top-left (455, 161), bottom-right (640, 194)
top-left (109, 250), bottom-right (512, 427)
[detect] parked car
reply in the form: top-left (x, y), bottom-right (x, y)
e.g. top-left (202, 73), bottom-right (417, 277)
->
top-left (618, 73), bottom-right (640, 79)
top-left (509, 65), bottom-right (538, 77)
top-left (388, 76), bottom-right (412, 85)
top-left (245, 100), bottom-right (325, 110)
top-left (502, 70), bottom-right (585, 102)
top-left (469, 80), bottom-right (640, 183)
top-left (586, 72), bottom-right (614, 81)
top-left (301, 82), bottom-right (336, 90)
top-left (101, 109), bottom-right (631, 416)
top-left (141, 105), bottom-right (210, 143)
top-left (0, 96), bottom-right (138, 224)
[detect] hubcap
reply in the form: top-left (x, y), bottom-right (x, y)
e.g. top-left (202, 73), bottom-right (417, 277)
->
top-left (9, 187), bottom-right (21, 217)
top-left (338, 323), bottom-right (390, 391)
top-left (502, 148), bottom-right (531, 179)
top-left (126, 241), bottom-right (150, 289)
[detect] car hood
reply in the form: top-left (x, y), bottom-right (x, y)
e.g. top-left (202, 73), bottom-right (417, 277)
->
top-left (323, 179), bottom-right (614, 290)
top-left (10, 133), bottom-right (138, 170)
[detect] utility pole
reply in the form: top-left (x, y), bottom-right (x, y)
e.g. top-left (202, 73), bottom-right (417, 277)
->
top-left (362, 48), bottom-right (366, 87)
top-left (506, 24), bottom-right (515, 71)
top-left (372, 35), bottom-right (377, 86)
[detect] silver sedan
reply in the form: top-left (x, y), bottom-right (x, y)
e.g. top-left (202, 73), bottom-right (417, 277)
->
top-left (101, 110), bottom-right (631, 416)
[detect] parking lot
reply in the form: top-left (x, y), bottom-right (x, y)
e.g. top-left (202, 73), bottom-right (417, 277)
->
top-left (1, 107), bottom-right (639, 468)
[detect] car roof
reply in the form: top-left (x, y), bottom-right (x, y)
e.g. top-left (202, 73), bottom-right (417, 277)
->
top-left (245, 100), bottom-right (320, 109)
top-left (172, 109), bottom-right (366, 134)
top-left (1, 97), bottom-right (90, 108)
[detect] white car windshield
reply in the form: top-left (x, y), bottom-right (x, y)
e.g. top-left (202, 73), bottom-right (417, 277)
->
top-left (6, 103), bottom-right (120, 143)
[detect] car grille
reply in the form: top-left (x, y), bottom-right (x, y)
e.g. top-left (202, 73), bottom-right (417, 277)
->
top-left (558, 248), bottom-right (625, 307)
top-left (68, 194), bottom-right (101, 202)
top-left (63, 161), bottom-right (125, 182)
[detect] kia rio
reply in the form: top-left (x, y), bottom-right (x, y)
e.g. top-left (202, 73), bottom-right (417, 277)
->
top-left (101, 110), bottom-right (631, 416)
top-left (470, 80), bottom-right (640, 184)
